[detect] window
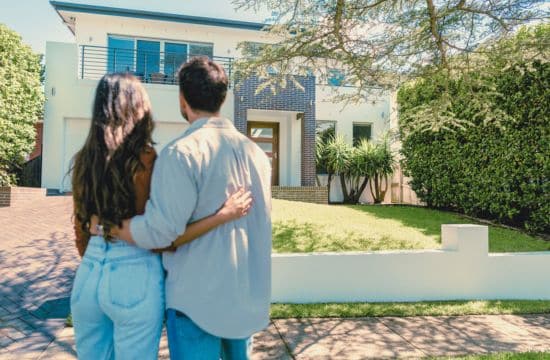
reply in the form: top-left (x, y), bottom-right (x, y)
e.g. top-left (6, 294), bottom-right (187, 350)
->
top-left (106, 35), bottom-right (214, 82)
top-left (136, 40), bottom-right (160, 79)
top-left (244, 42), bottom-right (266, 57)
top-left (107, 36), bottom-right (134, 73)
top-left (352, 123), bottom-right (372, 146)
top-left (189, 43), bottom-right (214, 58)
top-left (316, 121), bottom-right (336, 174)
top-left (316, 120), bottom-right (336, 144)
top-left (328, 69), bottom-right (345, 86)
top-left (165, 42), bottom-right (188, 79)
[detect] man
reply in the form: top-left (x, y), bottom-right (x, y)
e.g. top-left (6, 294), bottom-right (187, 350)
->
top-left (114, 57), bottom-right (272, 359)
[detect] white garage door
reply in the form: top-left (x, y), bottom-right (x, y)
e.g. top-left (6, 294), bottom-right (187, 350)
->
top-left (61, 119), bottom-right (188, 191)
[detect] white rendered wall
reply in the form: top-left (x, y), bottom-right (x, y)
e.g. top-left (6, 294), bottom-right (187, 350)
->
top-left (43, 42), bottom-right (234, 191)
top-left (271, 225), bottom-right (550, 303)
top-left (316, 85), bottom-right (392, 143)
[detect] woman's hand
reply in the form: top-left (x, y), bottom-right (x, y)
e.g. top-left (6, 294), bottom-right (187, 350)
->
top-left (218, 188), bottom-right (253, 222)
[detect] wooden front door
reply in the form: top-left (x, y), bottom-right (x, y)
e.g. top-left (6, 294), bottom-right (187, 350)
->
top-left (247, 121), bottom-right (279, 185)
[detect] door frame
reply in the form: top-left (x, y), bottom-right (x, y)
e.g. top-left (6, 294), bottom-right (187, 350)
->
top-left (247, 121), bottom-right (280, 186)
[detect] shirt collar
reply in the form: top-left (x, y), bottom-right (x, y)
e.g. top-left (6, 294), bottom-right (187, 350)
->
top-left (187, 117), bottom-right (234, 132)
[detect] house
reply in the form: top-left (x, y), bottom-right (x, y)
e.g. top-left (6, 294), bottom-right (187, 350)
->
top-left (43, 1), bottom-right (417, 204)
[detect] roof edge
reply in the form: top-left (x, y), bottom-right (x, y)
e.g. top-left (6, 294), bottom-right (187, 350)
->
top-left (49, 1), bottom-right (267, 31)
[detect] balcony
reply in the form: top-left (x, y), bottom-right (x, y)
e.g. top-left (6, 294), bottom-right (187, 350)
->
top-left (79, 45), bottom-right (234, 86)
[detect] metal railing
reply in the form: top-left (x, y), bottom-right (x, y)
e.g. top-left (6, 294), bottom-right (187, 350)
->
top-left (79, 45), bottom-right (234, 86)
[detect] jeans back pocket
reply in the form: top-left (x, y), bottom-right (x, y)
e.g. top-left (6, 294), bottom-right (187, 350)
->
top-left (108, 258), bottom-right (151, 308)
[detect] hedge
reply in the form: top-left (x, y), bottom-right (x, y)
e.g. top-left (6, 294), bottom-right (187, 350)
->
top-left (398, 25), bottom-right (549, 234)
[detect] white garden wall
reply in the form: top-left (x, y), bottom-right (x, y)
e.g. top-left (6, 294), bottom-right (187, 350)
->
top-left (271, 224), bottom-right (550, 303)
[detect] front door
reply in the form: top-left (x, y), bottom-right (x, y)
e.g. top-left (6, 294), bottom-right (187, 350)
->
top-left (247, 122), bottom-right (279, 185)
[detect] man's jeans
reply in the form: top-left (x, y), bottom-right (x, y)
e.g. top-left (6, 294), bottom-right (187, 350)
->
top-left (166, 309), bottom-right (253, 360)
top-left (71, 236), bottom-right (165, 360)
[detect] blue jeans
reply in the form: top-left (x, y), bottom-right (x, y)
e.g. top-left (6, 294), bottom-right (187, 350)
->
top-left (166, 309), bottom-right (253, 360)
top-left (71, 236), bottom-right (165, 360)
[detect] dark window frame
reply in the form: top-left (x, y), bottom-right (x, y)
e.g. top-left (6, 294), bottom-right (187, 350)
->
top-left (352, 122), bottom-right (373, 146)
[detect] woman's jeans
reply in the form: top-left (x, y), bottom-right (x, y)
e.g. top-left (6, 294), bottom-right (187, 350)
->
top-left (71, 236), bottom-right (165, 360)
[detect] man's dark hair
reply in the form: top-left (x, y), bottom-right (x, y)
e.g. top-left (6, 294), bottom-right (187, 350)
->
top-left (178, 57), bottom-right (228, 113)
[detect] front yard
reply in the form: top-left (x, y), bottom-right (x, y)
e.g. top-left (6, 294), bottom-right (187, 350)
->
top-left (271, 200), bottom-right (550, 253)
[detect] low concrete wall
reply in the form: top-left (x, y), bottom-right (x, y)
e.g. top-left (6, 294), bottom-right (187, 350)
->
top-left (271, 224), bottom-right (550, 303)
top-left (272, 186), bottom-right (328, 204)
top-left (0, 187), bottom-right (47, 208)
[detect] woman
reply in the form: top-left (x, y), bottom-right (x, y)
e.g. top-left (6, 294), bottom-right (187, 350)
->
top-left (70, 73), bottom-right (251, 359)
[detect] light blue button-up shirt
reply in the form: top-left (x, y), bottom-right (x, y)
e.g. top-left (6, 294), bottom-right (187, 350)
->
top-left (130, 117), bottom-right (272, 339)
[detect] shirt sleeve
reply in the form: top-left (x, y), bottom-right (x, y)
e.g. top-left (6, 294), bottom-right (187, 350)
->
top-left (129, 147), bottom-right (198, 249)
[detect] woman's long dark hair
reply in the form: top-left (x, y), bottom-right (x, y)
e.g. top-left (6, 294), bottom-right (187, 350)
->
top-left (71, 73), bottom-right (154, 239)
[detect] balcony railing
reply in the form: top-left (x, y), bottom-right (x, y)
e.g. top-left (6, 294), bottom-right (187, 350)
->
top-left (79, 45), bottom-right (234, 86)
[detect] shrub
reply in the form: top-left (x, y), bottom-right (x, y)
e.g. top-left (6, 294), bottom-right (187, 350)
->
top-left (398, 25), bottom-right (549, 233)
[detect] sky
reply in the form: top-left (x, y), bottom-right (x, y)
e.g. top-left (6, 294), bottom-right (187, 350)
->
top-left (0, 0), bottom-right (271, 54)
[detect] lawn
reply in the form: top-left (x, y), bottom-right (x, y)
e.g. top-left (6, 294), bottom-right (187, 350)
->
top-left (271, 199), bottom-right (550, 253)
top-left (270, 300), bottom-right (550, 318)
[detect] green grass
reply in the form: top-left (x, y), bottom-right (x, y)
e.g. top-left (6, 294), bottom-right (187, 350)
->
top-left (434, 353), bottom-right (550, 360)
top-left (269, 300), bottom-right (550, 318)
top-left (271, 200), bottom-right (550, 253)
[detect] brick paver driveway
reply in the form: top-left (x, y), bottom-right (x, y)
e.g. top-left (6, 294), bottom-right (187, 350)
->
top-left (0, 196), bottom-right (287, 359)
top-left (0, 196), bottom-right (77, 358)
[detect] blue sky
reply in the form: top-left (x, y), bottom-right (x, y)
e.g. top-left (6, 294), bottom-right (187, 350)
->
top-left (0, 0), bottom-right (270, 54)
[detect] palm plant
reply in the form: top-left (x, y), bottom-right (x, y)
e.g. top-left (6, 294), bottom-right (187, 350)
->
top-left (317, 134), bottom-right (396, 204)
top-left (368, 135), bottom-right (396, 204)
top-left (324, 135), bottom-right (352, 203)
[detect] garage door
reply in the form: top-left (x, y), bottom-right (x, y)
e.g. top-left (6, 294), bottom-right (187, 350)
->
top-left (61, 119), bottom-right (188, 191)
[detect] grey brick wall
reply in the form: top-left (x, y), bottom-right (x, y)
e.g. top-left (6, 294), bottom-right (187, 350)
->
top-left (233, 75), bottom-right (316, 186)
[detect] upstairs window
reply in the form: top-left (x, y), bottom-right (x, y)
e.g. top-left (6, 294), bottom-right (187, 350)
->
top-left (189, 43), bottom-right (214, 58)
top-left (136, 40), bottom-right (160, 78)
top-left (106, 35), bottom-right (213, 82)
top-left (327, 68), bottom-right (345, 86)
top-left (107, 36), bottom-right (135, 73)
top-left (165, 43), bottom-right (188, 80)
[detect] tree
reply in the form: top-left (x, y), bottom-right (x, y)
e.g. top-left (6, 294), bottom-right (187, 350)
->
top-left (233, 0), bottom-right (547, 129)
top-left (0, 24), bottom-right (44, 186)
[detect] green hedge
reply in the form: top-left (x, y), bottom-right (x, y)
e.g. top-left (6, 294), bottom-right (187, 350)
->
top-left (398, 26), bottom-right (549, 234)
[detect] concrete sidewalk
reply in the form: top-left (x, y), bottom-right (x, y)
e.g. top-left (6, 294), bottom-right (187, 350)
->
top-left (20, 314), bottom-right (550, 359)
top-left (1, 197), bottom-right (550, 359)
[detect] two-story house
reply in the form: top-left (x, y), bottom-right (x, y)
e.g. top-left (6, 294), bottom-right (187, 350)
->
top-left (43, 1), bottom-right (407, 203)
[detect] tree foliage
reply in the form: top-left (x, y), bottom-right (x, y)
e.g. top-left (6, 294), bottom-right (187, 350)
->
top-left (234, 0), bottom-right (547, 126)
top-left (398, 24), bottom-right (549, 233)
top-left (0, 24), bottom-right (44, 186)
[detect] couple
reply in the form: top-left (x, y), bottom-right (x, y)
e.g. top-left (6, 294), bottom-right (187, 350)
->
top-left (70, 57), bottom-right (272, 359)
